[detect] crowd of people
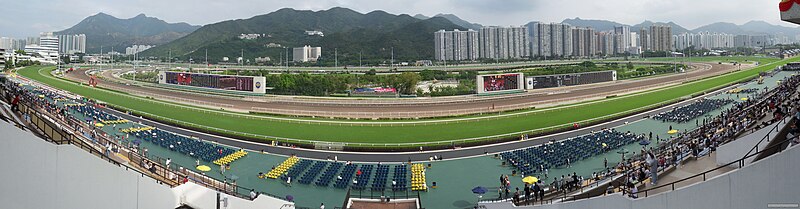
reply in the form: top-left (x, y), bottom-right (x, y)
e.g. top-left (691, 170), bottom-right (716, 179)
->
top-left (503, 72), bottom-right (800, 205)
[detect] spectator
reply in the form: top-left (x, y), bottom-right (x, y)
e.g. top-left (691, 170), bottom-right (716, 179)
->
top-left (10, 94), bottom-right (19, 111)
top-left (250, 189), bottom-right (257, 199)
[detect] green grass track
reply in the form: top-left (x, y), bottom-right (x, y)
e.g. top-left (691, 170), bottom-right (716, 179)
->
top-left (16, 57), bottom-right (797, 144)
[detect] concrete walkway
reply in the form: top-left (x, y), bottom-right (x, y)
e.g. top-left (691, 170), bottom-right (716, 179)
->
top-left (639, 152), bottom-right (734, 198)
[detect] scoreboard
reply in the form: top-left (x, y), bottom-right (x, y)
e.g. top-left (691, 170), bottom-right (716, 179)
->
top-left (476, 73), bottom-right (525, 94)
top-left (525, 71), bottom-right (616, 89)
top-left (158, 72), bottom-right (267, 94)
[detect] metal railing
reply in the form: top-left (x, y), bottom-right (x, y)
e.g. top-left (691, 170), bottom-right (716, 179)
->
top-left (508, 128), bottom-right (796, 206)
top-left (23, 66), bottom-right (747, 150)
top-left (1, 87), bottom-right (291, 203)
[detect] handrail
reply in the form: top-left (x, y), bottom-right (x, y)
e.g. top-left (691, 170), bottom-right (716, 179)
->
top-left (497, 74), bottom-right (798, 206)
top-left (1, 85), bottom-right (291, 203)
top-left (635, 120), bottom-right (794, 198)
top-left (509, 127), bottom-right (797, 206)
top-left (740, 117), bottom-right (787, 165)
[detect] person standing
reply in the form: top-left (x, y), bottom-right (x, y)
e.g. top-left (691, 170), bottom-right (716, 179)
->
top-left (320, 203), bottom-right (325, 209)
top-left (10, 94), bottom-right (20, 111)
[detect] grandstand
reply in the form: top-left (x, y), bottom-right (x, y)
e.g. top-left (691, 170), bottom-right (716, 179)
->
top-left (3, 55), bottom-right (799, 209)
top-left (651, 99), bottom-right (734, 123)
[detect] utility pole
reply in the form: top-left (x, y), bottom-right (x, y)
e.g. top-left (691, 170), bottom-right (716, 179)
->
top-left (168, 49), bottom-right (172, 71)
top-left (390, 47), bottom-right (394, 71)
top-left (359, 50), bottom-right (362, 67)
top-left (111, 46), bottom-right (114, 70)
top-left (133, 51), bottom-right (137, 81)
top-left (335, 48), bottom-right (338, 68)
top-left (285, 47), bottom-right (289, 71)
top-left (100, 46), bottom-right (103, 71)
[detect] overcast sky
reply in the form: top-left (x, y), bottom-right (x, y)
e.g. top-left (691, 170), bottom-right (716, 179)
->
top-left (0, 0), bottom-right (793, 38)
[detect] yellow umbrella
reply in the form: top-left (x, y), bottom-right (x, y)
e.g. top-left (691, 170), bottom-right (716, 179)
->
top-left (740, 98), bottom-right (748, 101)
top-left (95, 123), bottom-right (105, 127)
top-left (667, 130), bottom-right (679, 134)
top-left (38, 95), bottom-right (45, 98)
top-left (522, 176), bottom-right (539, 184)
top-left (602, 143), bottom-right (608, 147)
top-left (197, 165), bottom-right (211, 172)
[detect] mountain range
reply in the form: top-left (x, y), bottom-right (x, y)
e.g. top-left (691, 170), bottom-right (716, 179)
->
top-left (58, 8), bottom-right (800, 59)
top-left (57, 13), bottom-right (200, 53)
top-left (139, 7), bottom-right (464, 64)
top-left (414, 14), bottom-right (483, 30)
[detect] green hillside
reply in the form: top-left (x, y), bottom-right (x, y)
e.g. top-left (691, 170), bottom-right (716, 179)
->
top-left (140, 7), bottom-right (465, 65)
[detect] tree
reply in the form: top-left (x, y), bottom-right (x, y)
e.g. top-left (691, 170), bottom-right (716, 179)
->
top-left (626, 62), bottom-right (634, 70)
top-left (382, 72), bottom-right (420, 95)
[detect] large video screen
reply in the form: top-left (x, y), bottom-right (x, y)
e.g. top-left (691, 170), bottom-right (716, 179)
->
top-left (482, 74), bottom-right (520, 92)
top-left (165, 72), bottom-right (254, 92)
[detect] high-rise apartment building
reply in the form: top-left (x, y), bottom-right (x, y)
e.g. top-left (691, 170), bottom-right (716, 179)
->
top-left (673, 32), bottom-right (735, 50)
top-left (528, 22), bottom-right (573, 58)
top-left (292, 45), bottom-right (322, 62)
top-left (571, 27), bottom-right (596, 57)
top-left (434, 29), bottom-right (479, 61)
top-left (734, 35), bottom-right (752, 48)
top-left (613, 26), bottom-right (631, 54)
top-left (648, 25), bottom-right (673, 52)
top-left (436, 27), bottom-right (526, 61)
top-left (0, 37), bottom-right (12, 50)
top-left (58, 34), bottom-right (87, 54)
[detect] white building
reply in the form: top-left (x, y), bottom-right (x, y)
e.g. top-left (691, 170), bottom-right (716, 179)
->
top-left (21, 32), bottom-right (59, 64)
top-left (434, 29), bottom-right (479, 61)
top-left (292, 45), bottom-right (321, 62)
top-left (125, 45), bottom-right (153, 55)
top-left (673, 32), bottom-right (735, 50)
top-left (478, 26), bottom-right (529, 60)
top-left (305, 31), bottom-right (324, 37)
top-left (528, 22), bottom-right (572, 58)
top-left (613, 26), bottom-right (631, 54)
top-left (0, 37), bottom-right (12, 50)
top-left (436, 26), bottom-right (527, 61)
top-left (57, 34), bottom-right (86, 54)
top-left (571, 27), bottom-right (596, 57)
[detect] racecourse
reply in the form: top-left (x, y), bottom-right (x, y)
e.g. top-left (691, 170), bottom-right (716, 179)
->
top-left (16, 56), bottom-right (797, 145)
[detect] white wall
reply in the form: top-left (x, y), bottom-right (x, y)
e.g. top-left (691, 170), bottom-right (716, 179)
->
top-left (482, 142), bottom-right (800, 209)
top-left (0, 123), bottom-right (291, 209)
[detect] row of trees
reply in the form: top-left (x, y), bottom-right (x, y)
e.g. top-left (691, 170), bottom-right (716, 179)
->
top-left (263, 72), bottom-right (421, 96)
top-left (4, 60), bottom-right (41, 69)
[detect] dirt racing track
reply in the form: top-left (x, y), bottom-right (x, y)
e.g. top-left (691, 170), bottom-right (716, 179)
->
top-left (63, 62), bottom-right (741, 119)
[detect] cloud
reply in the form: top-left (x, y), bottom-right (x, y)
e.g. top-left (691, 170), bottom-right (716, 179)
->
top-left (0, 0), bottom-right (794, 38)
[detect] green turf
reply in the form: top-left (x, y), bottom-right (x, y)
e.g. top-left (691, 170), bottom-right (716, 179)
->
top-left (16, 56), bottom-right (797, 144)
